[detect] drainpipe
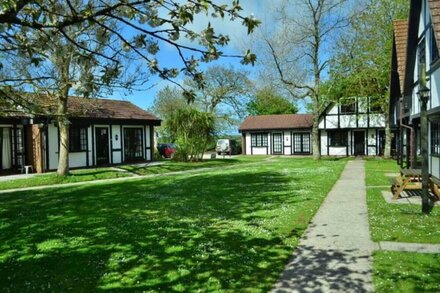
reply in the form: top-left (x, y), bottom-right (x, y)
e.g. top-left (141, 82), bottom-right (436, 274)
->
top-left (399, 97), bottom-right (415, 168)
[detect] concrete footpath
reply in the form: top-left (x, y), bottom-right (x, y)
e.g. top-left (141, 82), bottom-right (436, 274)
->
top-left (272, 160), bottom-right (377, 293)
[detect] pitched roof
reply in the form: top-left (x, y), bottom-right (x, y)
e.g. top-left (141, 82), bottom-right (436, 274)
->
top-left (239, 114), bottom-right (313, 131)
top-left (0, 95), bottom-right (160, 123)
top-left (66, 97), bottom-right (160, 122)
top-left (393, 19), bottom-right (409, 94)
top-left (428, 0), bottom-right (440, 51)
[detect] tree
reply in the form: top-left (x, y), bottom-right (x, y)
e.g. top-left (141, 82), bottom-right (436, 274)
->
top-left (165, 108), bottom-right (215, 161)
top-left (185, 65), bottom-right (253, 115)
top-left (329, 0), bottom-right (409, 159)
top-left (148, 85), bottom-right (189, 141)
top-left (260, 0), bottom-right (349, 160)
top-left (185, 65), bottom-right (254, 133)
top-left (149, 86), bottom-right (188, 120)
top-left (1, 0), bottom-right (259, 175)
top-left (247, 87), bottom-right (298, 115)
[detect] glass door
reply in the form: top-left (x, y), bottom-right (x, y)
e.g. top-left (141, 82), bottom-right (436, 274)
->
top-left (272, 133), bottom-right (283, 154)
top-left (124, 128), bottom-right (143, 162)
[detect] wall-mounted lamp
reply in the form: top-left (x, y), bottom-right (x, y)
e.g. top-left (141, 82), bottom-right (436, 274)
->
top-left (115, 134), bottom-right (119, 141)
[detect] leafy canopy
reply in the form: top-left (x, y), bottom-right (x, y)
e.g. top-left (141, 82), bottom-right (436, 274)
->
top-left (247, 87), bottom-right (298, 115)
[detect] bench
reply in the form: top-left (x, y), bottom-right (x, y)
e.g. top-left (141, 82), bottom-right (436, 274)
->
top-left (390, 177), bottom-right (401, 194)
top-left (429, 176), bottom-right (440, 200)
top-left (391, 168), bottom-right (423, 200)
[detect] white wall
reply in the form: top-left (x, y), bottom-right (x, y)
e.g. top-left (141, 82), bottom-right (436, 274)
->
top-left (46, 122), bottom-right (155, 170)
top-left (245, 133), bottom-right (251, 155)
top-left (339, 115), bottom-right (357, 128)
top-left (431, 157), bottom-right (440, 178)
top-left (430, 69), bottom-right (440, 110)
top-left (283, 131), bottom-right (291, 155)
top-left (111, 125), bottom-right (122, 164)
top-left (252, 147), bottom-right (268, 155)
top-left (48, 124), bottom-right (59, 170)
top-left (329, 147), bottom-right (347, 156)
top-left (324, 116), bottom-right (338, 129)
top-left (145, 126), bottom-right (151, 161)
top-left (320, 130), bottom-right (328, 155)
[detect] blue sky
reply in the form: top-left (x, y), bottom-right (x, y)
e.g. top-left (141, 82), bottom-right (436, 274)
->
top-left (109, 1), bottom-right (274, 111)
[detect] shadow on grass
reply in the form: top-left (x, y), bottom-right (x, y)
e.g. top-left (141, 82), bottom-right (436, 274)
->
top-left (0, 169), bottom-right (315, 292)
top-left (123, 159), bottom-right (242, 175)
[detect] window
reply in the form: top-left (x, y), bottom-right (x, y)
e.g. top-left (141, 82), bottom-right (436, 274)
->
top-left (293, 133), bottom-right (310, 154)
top-left (418, 37), bottom-right (426, 83)
top-left (328, 130), bottom-right (348, 147)
top-left (369, 97), bottom-right (382, 113)
top-left (340, 99), bottom-right (356, 114)
top-left (69, 127), bottom-right (87, 152)
top-left (431, 27), bottom-right (439, 63)
top-left (251, 133), bottom-right (268, 147)
top-left (431, 121), bottom-right (440, 155)
top-left (124, 128), bottom-right (143, 161)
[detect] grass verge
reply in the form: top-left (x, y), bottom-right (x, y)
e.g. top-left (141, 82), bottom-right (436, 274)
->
top-left (365, 159), bottom-right (440, 243)
top-left (373, 251), bottom-right (440, 292)
top-left (0, 168), bottom-right (131, 191)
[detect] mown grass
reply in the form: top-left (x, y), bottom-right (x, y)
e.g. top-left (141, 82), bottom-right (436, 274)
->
top-left (0, 156), bottom-right (269, 191)
top-left (373, 251), bottom-right (440, 292)
top-left (0, 157), bottom-right (346, 292)
top-left (0, 168), bottom-right (131, 191)
top-left (365, 159), bottom-right (440, 292)
top-left (365, 159), bottom-right (440, 243)
top-left (119, 155), bottom-right (271, 176)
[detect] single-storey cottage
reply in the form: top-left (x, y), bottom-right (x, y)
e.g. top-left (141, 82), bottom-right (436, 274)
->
top-left (239, 114), bottom-right (313, 155)
top-left (0, 97), bottom-right (160, 174)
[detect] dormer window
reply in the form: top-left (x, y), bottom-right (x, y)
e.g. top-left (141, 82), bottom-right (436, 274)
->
top-left (418, 37), bottom-right (426, 82)
top-left (340, 98), bottom-right (356, 114)
top-left (431, 27), bottom-right (439, 63)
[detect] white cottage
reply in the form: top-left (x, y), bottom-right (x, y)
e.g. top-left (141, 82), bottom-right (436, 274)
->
top-left (239, 114), bottom-right (313, 155)
top-left (319, 98), bottom-right (387, 156)
top-left (0, 97), bottom-right (160, 174)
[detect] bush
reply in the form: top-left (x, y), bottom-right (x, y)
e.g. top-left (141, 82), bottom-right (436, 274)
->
top-left (165, 108), bottom-right (215, 161)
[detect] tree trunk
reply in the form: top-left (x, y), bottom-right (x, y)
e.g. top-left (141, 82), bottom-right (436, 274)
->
top-left (56, 56), bottom-right (71, 176)
top-left (312, 114), bottom-right (320, 160)
top-left (384, 121), bottom-right (392, 159)
top-left (57, 115), bottom-right (70, 176)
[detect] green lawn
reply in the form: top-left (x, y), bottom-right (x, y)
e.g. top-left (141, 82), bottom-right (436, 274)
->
top-left (0, 157), bottom-right (346, 292)
top-left (365, 159), bottom-right (440, 243)
top-left (119, 156), bottom-right (262, 176)
top-left (365, 159), bottom-right (440, 292)
top-left (0, 168), bottom-right (132, 191)
top-left (373, 251), bottom-right (440, 292)
top-left (0, 156), bottom-right (268, 191)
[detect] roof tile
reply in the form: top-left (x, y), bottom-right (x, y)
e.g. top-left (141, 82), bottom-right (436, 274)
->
top-left (393, 19), bottom-right (408, 94)
top-left (428, 0), bottom-right (440, 53)
top-left (239, 114), bottom-right (313, 131)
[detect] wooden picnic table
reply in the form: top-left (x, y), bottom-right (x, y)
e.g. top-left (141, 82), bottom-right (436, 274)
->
top-left (391, 168), bottom-right (422, 199)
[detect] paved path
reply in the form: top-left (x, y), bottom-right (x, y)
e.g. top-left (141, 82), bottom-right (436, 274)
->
top-left (272, 160), bottom-right (377, 293)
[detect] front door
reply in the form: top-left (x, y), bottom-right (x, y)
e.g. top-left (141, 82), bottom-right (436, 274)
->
top-left (353, 131), bottom-right (365, 156)
top-left (95, 127), bottom-right (109, 165)
top-left (272, 133), bottom-right (283, 154)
